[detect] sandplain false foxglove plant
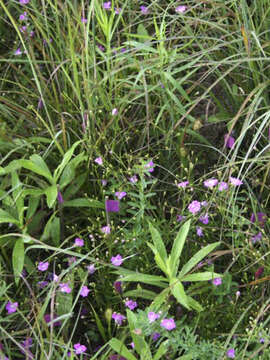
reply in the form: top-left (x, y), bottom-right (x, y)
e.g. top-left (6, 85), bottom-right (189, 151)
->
top-left (114, 220), bottom-right (221, 312)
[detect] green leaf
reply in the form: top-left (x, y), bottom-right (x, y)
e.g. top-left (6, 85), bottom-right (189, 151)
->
top-left (50, 217), bottom-right (60, 246)
top-left (29, 154), bottom-right (53, 182)
top-left (169, 278), bottom-right (190, 310)
top-left (109, 339), bottom-right (137, 360)
top-left (181, 272), bottom-right (222, 282)
top-left (0, 209), bottom-right (19, 225)
top-left (178, 242), bottom-right (220, 278)
top-left (153, 340), bottom-right (169, 360)
top-left (12, 238), bottom-right (24, 285)
top-left (149, 223), bottom-right (167, 261)
top-left (53, 140), bottom-right (82, 181)
top-left (114, 269), bottom-right (167, 288)
top-left (90, 304), bottom-right (107, 343)
top-left (169, 219), bottom-right (191, 278)
top-left (124, 287), bottom-right (157, 300)
top-left (44, 184), bottom-right (58, 208)
top-left (62, 198), bottom-right (104, 209)
top-left (26, 195), bottom-right (40, 220)
top-left (147, 242), bottom-right (168, 275)
top-left (186, 295), bottom-right (203, 312)
top-left (150, 287), bottom-right (170, 310)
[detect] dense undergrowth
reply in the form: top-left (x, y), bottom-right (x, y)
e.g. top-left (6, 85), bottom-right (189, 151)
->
top-left (0, 0), bottom-right (270, 359)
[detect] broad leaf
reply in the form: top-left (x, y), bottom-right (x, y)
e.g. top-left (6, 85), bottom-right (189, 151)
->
top-left (53, 140), bottom-right (82, 181)
top-left (44, 184), bottom-right (58, 208)
top-left (29, 154), bottom-right (53, 182)
top-left (0, 209), bottom-right (19, 225)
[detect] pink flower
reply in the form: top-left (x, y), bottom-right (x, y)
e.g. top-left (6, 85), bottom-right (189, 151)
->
top-left (115, 191), bottom-right (126, 200)
top-left (145, 160), bottom-right (154, 172)
top-left (103, 2), bottom-right (111, 10)
top-left (15, 48), bottom-right (22, 56)
top-left (101, 225), bottom-right (111, 234)
top-left (115, 7), bottom-right (122, 14)
top-left (226, 348), bottom-right (235, 358)
top-left (19, 12), bottom-right (27, 20)
top-left (112, 108), bottom-right (118, 116)
top-left (106, 200), bottom-right (119, 212)
top-left (229, 176), bottom-right (243, 186)
top-left (74, 343), bottom-right (87, 355)
top-left (111, 254), bottom-right (123, 266)
top-left (212, 277), bottom-right (222, 286)
top-left (94, 157), bottom-right (103, 165)
top-left (148, 311), bottom-right (160, 323)
top-left (160, 318), bottom-right (176, 330)
top-left (224, 134), bottom-right (235, 149)
top-left (129, 175), bottom-right (138, 183)
top-left (112, 312), bottom-right (126, 325)
top-left (218, 181), bottom-right (228, 191)
top-left (196, 226), bottom-right (203, 237)
top-left (38, 261), bottom-right (49, 271)
top-left (59, 283), bottom-right (72, 293)
top-left (177, 181), bottom-right (189, 188)
top-left (81, 17), bottom-right (87, 23)
top-left (140, 6), bottom-right (149, 14)
top-left (175, 5), bottom-right (187, 13)
top-left (188, 200), bottom-right (201, 214)
top-left (87, 264), bottom-right (96, 274)
top-left (6, 301), bottom-right (18, 314)
top-left (203, 178), bottom-right (218, 188)
top-left (20, 0), bottom-right (30, 4)
top-left (80, 286), bottom-right (90, 297)
top-left (125, 299), bottom-right (137, 310)
top-left (74, 237), bottom-right (84, 247)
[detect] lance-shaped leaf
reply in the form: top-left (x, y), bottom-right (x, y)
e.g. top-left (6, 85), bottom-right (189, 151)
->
top-left (181, 272), bottom-right (222, 282)
top-left (114, 268), bottom-right (167, 287)
top-left (12, 238), bottom-right (24, 286)
top-left (169, 219), bottom-right (191, 278)
top-left (0, 209), bottom-right (20, 225)
top-left (178, 242), bottom-right (220, 278)
top-left (153, 340), bottom-right (169, 360)
top-left (186, 295), bottom-right (203, 312)
top-left (109, 339), bottom-right (137, 360)
top-left (44, 184), bottom-right (58, 208)
top-left (170, 278), bottom-right (190, 310)
top-left (147, 242), bottom-right (168, 275)
top-left (149, 222), bottom-right (167, 261)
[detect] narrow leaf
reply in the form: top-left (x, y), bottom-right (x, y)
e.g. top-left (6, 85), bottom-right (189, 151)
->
top-left (181, 272), bottom-right (222, 282)
top-left (12, 238), bottom-right (24, 285)
top-left (0, 209), bottom-right (19, 225)
top-left (53, 140), bottom-right (82, 181)
top-left (109, 339), bottom-right (137, 360)
top-left (63, 198), bottom-right (104, 208)
top-left (149, 223), bottom-right (167, 260)
top-left (186, 295), bottom-right (203, 312)
top-left (170, 278), bottom-right (190, 310)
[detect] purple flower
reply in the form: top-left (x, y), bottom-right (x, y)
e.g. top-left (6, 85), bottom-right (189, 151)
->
top-left (196, 226), bottom-right (203, 237)
top-left (140, 6), bottom-right (149, 14)
top-left (57, 191), bottom-right (64, 203)
top-left (160, 318), bottom-right (176, 331)
top-left (97, 44), bottom-right (105, 52)
top-left (115, 8), bottom-right (122, 14)
top-left (111, 254), bottom-right (123, 266)
top-left (224, 134), bottom-right (235, 149)
top-left (212, 277), bottom-right (222, 286)
top-left (101, 225), bottom-right (111, 234)
top-left (201, 201), bottom-right (208, 207)
top-left (74, 237), bottom-right (84, 247)
top-left (188, 200), bottom-right (201, 214)
top-left (115, 191), bottom-right (126, 200)
top-left (148, 311), bottom-right (160, 323)
top-left (74, 343), bottom-right (87, 355)
top-left (106, 200), bottom-right (120, 212)
top-left (218, 181), bottom-right (228, 191)
top-left (255, 266), bottom-right (264, 280)
top-left (176, 215), bottom-right (185, 222)
top-left (199, 213), bottom-right (209, 224)
top-left (103, 1), bottom-right (111, 10)
top-left (145, 160), bottom-right (155, 172)
top-left (125, 299), bottom-right (137, 310)
top-left (20, 25), bottom-right (27, 33)
top-left (112, 108), bottom-right (118, 116)
top-left (20, 337), bottom-right (34, 359)
top-left (251, 232), bottom-right (262, 244)
top-left (229, 176), bottom-right (243, 186)
top-left (94, 157), bottom-right (103, 165)
top-left (19, 12), bottom-right (27, 20)
top-left (175, 5), bottom-right (187, 13)
top-left (114, 281), bottom-right (122, 294)
top-left (59, 283), bottom-right (72, 293)
top-left (151, 332), bottom-right (161, 341)
top-left (101, 179), bottom-right (107, 186)
top-left (177, 181), bottom-right (189, 188)
top-left (15, 48), bottom-right (22, 56)
top-left (68, 256), bottom-right (76, 266)
top-left (6, 301), bottom-right (18, 314)
top-left (20, 0), bottom-right (30, 4)
top-left (260, 338), bottom-right (265, 343)
top-left (38, 261), bottom-right (49, 271)
top-left (203, 178), bottom-right (218, 188)
top-left (81, 17), bottom-right (87, 23)
top-left (112, 312), bottom-right (126, 325)
top-left (226, 348), bottom-right (235, 358)
top-left (250, 212), bottom-right (266, 227)
top-left (44, 314), bottom-right (61, 326)
top-left (129, 175), bottom-right (138, 183)
top-left (37, 281), bottom-right (48, 288)
top-left (80, 286), bottom-right (90, 297)
top-left (87, 264), bottom-right (96, 274)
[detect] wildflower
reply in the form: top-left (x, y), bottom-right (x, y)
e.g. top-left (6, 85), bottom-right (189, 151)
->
top-left (114, 281), bottom-right (122, 294)
top-left (251, 232), bottom-right (262, 244)
top-left (115, 8), bottom-right (122, 14)
top-left (188, 200), bottom-right (201, 214)
top-left (112, 108), bottom-right (118, 116)
top-left (15, 48), bottom-right (22, 55)
top-left (106, 200), bottom-right (119, 212)
top-left (101, 179), bottom-right (107, 186)
top-left (74, 343), bottom-right (87, 355)
top-left (59, 283), bottom-right (72, 293)
top-left (255, 266), bottom-right (264, 280)
top-left (212, 277), bottom-right (222, 286)
top-left (68, 256), bottom-right (76, 266)
top-left (112, 312), bottom-right (126, 325)
top-left (97, 44), bottom-right (105, 51)
top-left (196, 226), bottom-right (203, 237)
top-left (236, 291), bottom-right (240, 299)
top-left (103, 2), bottom-right (111, 10)
top-left (20, 337), bottom-right (34, 359)
top-left (199, 213), bottom-right (209, 224)
top-left (44, 314), bottom-right (61, 326)
top-left (140, 6), bottom-right (149, 14)
top-left (37, 281), bottom-right (48, 288)
top-left (115, 191), bottom-right (126, 200)
top-left (160, 318), bottom-right (176, 331)
top-left (145, 160), bottom-right (154, 172)
top-left (151, 332), bottom-right (161, 341)
top-left (177, 181), bottom-right (189, 188)
top-left (224, 134), bottom-right (235, 149)
top-left (226, 348), bottom-right (235, 358)
top-left (121, 47), bottom-right (127, 53)
top-left (260, 338), bottom-right (265, 343)
top-left (176, 215), bottom-right (185, 222)
top-left (203, 178), bottom-right (218, 188)
top-left (53, 273), bottom-right (59, 281)
top-left (148, 311), bottom-right (160, 323)
top-left (20, 0), bottom-right (30, 4)
top-left (201, 201), bottom-right (208, 207)
top-left (80, 286), bottom-right (90, 297)
top-left (20, 25), bottom-right (27, 33)
top-left (111, 254), bottom-right (123, 266)
top-left (101, 225), bottom-right (111, 234)
top-left (129, 175), bottom-right (138, 183)
top-left (175, 5), bottom-right (187, 13)
top-left (81, 17), bottom-right (87, 23)
top-left (74, 237), bottom-right (84, 247)
top-left (125, 299), bottom-right (137, 310)
top-left (6, 301), bottom-right (18, 314)
top-left (57, 191), bottom-right (64, 203)
top-left (94, 157), bottom-right (103, 165)
top-left (250, 212), bottom-right (266, 227)
top-left (87, 264), bottom-right (96, 274)
top-left (229, 176), bottom-right (243, 186)
top-left (38, 261), bottom-right (49, 271)
top-left (19, 12), bottom-right (27, 21)
top-left (218, 181), bottom-right (228, 191)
